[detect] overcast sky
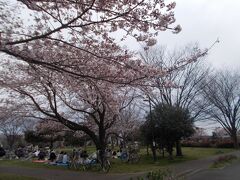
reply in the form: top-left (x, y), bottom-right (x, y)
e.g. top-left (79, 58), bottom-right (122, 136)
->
top-left (138, 0), bottom-right (240, 133)
top-left (125, 0), bottom-right (240, 70)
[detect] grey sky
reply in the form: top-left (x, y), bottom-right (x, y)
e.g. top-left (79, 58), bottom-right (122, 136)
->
top-left (169, 0), bottom-right (240, 69)
top-left (125, 0), bottom-right (240, 70)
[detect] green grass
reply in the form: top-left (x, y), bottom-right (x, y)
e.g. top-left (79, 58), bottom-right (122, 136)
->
top-left (0, 173), bottom-right (41, 180)
top-left (109, 147), bottom-right (235, 173)
top-left (179, 147), bottom-right (234, 159)
top-left (0, 160), bottom-right (68, 170)
top-left (0, 147), bottom-right (235, 173)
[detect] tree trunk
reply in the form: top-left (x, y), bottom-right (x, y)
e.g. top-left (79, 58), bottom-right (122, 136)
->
top-left (166, 143), bottom-right (173, 160)
top-left (146, 144), bottom-right (149, 155)
top-left (162, 147), bottom-right (165, 158)
top-left (231, 132), bottom-right (239, 149)
top-left (151, 143), bottom-right (157, 161)
top-left (98, 123), bottom-right (107, 169)
top-left (176, 140), bottom-right (183, 156)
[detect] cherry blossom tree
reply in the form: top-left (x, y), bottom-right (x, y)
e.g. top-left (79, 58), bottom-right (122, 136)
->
top-left (0, 0), bottom-right (181, 83)
top-left (0, 0), bottom-right (210, 166)
top-left (0, 60), bottom-right (143, 164)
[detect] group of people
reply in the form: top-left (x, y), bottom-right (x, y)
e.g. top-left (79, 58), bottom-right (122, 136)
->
top-left (71, 149), bottom-right (92, 165)
top-left (0, 146), bottom-right (6, 157)
top-left (54, 151), bottom-right (69, 164)
top-left (48, 149), bottom-right (89, 165)
top-left (32, 149), bottom-right (69, 164)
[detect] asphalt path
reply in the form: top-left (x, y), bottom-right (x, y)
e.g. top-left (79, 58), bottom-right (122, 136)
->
top-left (188, 160), bottom-right (240, 180)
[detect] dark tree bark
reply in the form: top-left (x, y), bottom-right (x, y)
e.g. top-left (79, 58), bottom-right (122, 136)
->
top-left (176, 140), bottom-right (183, 156)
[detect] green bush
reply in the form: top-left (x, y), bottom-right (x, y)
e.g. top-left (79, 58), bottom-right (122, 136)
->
top-left (211, 154), bottom-right (237, 168)
top-left (131, 169), bottom-right (183, 180)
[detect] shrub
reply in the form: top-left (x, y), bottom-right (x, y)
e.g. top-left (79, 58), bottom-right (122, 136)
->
top-left (215, 141), bottom-right (234, 148)
top-left (130, 169), bottom-right (183, 180)
top-left (182, 138), bottom-right (238, 148)
top-left (211, 154), bottom-right (237, 168)
top-left (181, 141), bottom-right (211, 148)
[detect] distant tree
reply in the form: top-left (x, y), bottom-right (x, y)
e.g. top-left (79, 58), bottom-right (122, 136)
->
top-left (140, 44), bottom-right (210, 156)
top-left (64, 131), bottom-right (91, 147)
top-left (199, 70), bottom-right (240, 148)
top-left (191, 127), bottom-right (207, 138)
top-left (110, 103), bottom-right (143, 148)
top-left (141, 104), bottom-right (194, 159)
top-left (0, 106), bottom-right (26, 149)
top-left (24, 130), bottom-right (43, 146)
top-left (25, 120), bottom-right (65, 149)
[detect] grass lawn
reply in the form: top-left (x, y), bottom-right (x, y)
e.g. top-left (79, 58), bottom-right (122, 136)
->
top-left (110, 147), bottom-right (235, 173)
top-left (0, 173), bottom-right (41, 180)
top-left (0, 147), bottom-right (235, 173)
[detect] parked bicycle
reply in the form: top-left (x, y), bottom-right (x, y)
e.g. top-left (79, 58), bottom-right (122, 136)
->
top-left (68, 150), bottom-right (111, 173)
top-left (120, 149), bottom-right (140, 163)
top-left (87, 156), bottom-right (111, 173)
top-left (120, 144), bottom-right (140, 163)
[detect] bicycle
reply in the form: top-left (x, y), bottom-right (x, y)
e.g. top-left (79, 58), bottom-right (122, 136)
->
top-left (87, 156), bottom-right (111, 173)
top-left (120, 149), bottom-right (140, 163)
top-left (128, 152), bottom-right (140, 163)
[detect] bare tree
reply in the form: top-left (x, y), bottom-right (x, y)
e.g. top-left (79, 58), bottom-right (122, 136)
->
top-left (199, 70), bottom-right (240, 148)
top-left (0, 106), bottom-right (26, 149)
top-left (140, 44), bottom-right (210, 156)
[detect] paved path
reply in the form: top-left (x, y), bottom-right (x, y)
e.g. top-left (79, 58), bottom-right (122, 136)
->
top-left (188, 160), bottom-right (240, 180)
top-left (170, 150), bottom-right (240, 179)
top-left (1, 151), bottom-right (239, 180)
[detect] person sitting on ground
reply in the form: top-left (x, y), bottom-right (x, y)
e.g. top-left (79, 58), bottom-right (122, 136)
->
top-left (62, 152), bottom-right (69, 164)
top-left (33, 150), bottom-right (40, 158)
top-left (38, 150), bottom-right (46, 160)
top-left (15, 147), bottom-right (24, 158)
top-left (105, 148), bottom-right (112, 159)
top-left (74, 148), bottom-right (83, 164)
top-left (117, 150), bottom-right (121, 159)
top-left (49, 150), bottom-right (56, 162)
top-left (80, 150), bottom-right (88, 159)
top-left (81, 150), bottom-right (91, 164)
top-left (56, 151), bottom-right (64, 163)
top-left (112, 151), bottom-right (117, 159)
top-left (0, 146), bottom-right (6, 157)
top-left (90, 151), bottom-right (97, 159)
